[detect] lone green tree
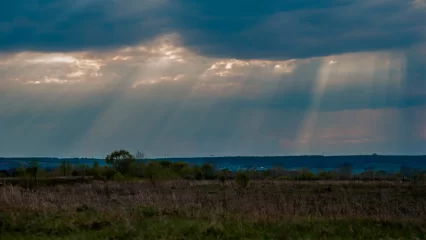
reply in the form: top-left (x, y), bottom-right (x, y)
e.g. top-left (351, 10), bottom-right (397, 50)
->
top-left (105, 150), bottom-right (136, 175)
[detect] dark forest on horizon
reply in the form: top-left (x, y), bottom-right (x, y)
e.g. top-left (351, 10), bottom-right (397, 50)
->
top-left (1, 151), bottom-right (426, 183)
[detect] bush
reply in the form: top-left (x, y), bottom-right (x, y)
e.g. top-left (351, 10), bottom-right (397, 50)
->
top-left (296, 169), bottom-right (315, 180)
top-left (219, 175), bottom-right (226, 184)
top-left (90, 161), bottom-right (102, 177)
top-left (318, 171), bottom-right (335, 180)
top-left (413, 172), bottom-right (426, 183)
top-left (102, 168), bottom-right (118, 180)
top-left (13, 165), bottom-right (26, 177)
top-left (144, 161), bottom-right (162, 180)
top-left (111, 172), bottom-right (125, 181)
top-left (218, 169), bottom-right (230, 183)
top-left (195, 171), bottom-right (203, 180)
top-left (171, 162), bottom-right (189, 175)
top-left (201, 163), bottom-right (216, 180)
top-left (276, 176), bottom-right (289, 180)
top-left (26, 160), bottom-right (39, 180)
top-left (180, 166), bottom-right (193, 179)
top-left (236, 172), bottom-right (250, 188)
top-left (159, 160), bottom-right (172, 169)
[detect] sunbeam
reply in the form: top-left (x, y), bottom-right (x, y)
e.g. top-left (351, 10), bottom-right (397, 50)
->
top-left (295, 57), bottom-right (332, 153)
top-left (295, 51), bottom-right (407, 153)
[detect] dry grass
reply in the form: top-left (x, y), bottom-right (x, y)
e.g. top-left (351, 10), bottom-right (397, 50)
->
top-left (1, 180), bottom-right (425, 221)
top-left (2, 180), bottom-right (426, 239)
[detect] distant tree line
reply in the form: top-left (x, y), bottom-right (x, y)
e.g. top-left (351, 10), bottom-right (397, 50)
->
top-left (7, 150), bottom-right (426, 186)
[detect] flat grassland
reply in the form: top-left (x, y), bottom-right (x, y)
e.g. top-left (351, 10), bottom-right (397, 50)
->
top-left (1, 180), bottom-right (426, 239)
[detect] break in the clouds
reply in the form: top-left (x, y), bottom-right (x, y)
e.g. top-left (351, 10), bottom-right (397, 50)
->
top-left (0, 1), bottom-right (426, 157)
top-left (1, 0), bottom-right (426, 59)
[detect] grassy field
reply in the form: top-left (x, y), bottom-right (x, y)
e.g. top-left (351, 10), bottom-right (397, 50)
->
top-left (1, 180), bottom-right (426, 239)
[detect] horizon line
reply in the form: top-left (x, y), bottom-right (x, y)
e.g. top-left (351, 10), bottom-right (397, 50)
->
top-left (1, 154), bottom-right (426, 160)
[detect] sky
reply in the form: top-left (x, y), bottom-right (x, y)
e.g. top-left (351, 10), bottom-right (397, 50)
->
top-left (1, 0), bottom-right (426, 157)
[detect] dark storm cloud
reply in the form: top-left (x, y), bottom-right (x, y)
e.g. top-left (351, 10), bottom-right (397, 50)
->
top-left (0, 0), bottom-right (171, 52)
top-left (1, 0), bottom-right (426, 59)
top-left (173, 0), bottom-right (426, 59)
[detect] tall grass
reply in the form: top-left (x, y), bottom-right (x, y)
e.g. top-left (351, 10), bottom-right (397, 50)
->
top-left (1, 180), bottom-right (425, 220)
top-left (1, 180), bottom-right (426, 239)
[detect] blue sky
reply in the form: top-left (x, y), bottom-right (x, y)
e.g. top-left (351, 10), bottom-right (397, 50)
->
top-left (1, 0), bottom-right (426, 157)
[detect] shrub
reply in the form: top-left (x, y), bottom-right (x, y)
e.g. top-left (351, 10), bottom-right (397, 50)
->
top-left (144, 161), bottom-right (161, 179)
top-left (102, 168), bottom-right (118, 180)
top-left (219, 175), bottom-right (226, 184)
top-left (126, 161), bottom-right (139, 178)
top-left (59, 161), bottom-right (73, 176)
top-left (171, 162), bottom-right (189, 175)
top-left (218, 169), bottom-right (230, 183)
top-left (159, 160), bottom-right (172, 169)
top-left (296, 169), bottom-right (315, 180)
top-left (13, 165), bottom-right (26, 177)
top-left (276, 176), bottom-right (289, 180)
top-left (318, 171), bottom-right (335, 180)
top-left (201, 163), bottom-right (216, 180)
top-left (180, 166), bottom-right (193, 179)
top-left (236, 172), bottom-right (250, 188)
top-left (413, 172), bottom-right (426, 183)
top-left (195, 171), bottom-right (203, 180)
top-left (111, 172), bottom-right (125, 181)
top-left (90, 161), bottom-right (102, 177)
top-left (26, 160), bottom-right (39, 181)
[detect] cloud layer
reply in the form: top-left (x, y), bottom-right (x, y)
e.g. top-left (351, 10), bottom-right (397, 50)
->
top-left (1, 33), bottom-right (426, 157)
top-left (1, 1), bottom-right (426, 157)
top-left (1, 0), bottom-right (426, 59)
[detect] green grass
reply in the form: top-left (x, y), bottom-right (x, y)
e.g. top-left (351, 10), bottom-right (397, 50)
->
top-left (1, 208), bottom-right (425, 240)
